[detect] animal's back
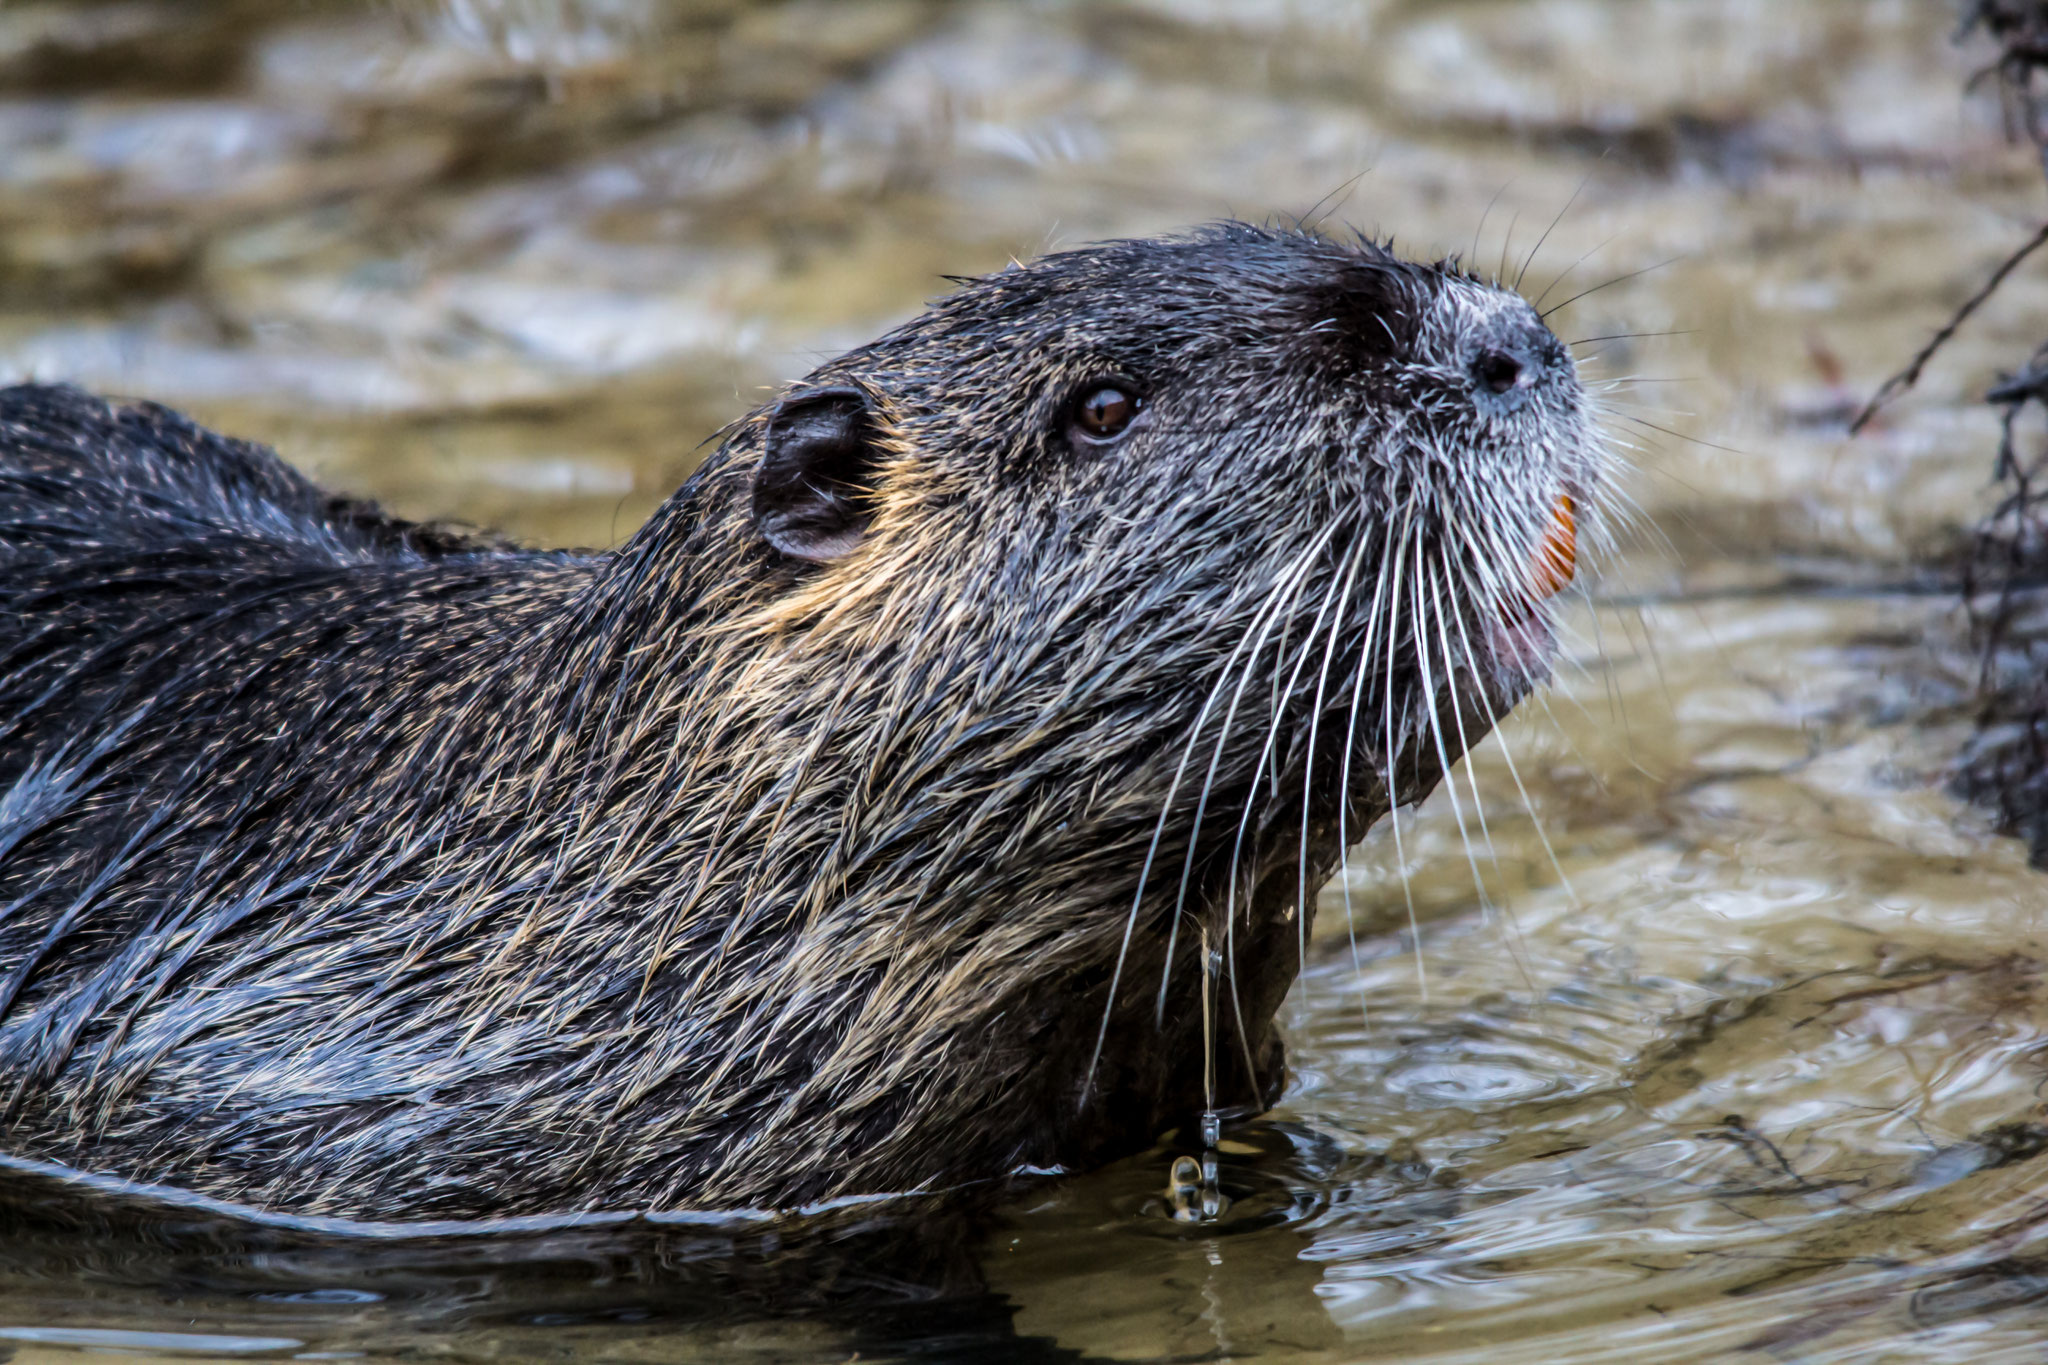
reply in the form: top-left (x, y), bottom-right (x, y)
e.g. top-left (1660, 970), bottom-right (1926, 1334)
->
top-left (0, 383), bottom-right (494, 565)
top-left (0, 386), bottom-right (588, 1185)
top-left (0, 384), bottom-right (534, 771)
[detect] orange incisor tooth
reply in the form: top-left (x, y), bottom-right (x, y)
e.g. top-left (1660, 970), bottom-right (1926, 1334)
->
top-left (1531, 493), bottom-right (1576, 600)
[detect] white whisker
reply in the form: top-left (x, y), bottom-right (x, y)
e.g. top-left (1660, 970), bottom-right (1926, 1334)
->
top-left (1082, 524), bottom-right (1337, 1100)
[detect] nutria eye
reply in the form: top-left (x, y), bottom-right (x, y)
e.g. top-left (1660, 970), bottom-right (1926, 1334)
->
top-left (1071, 385), bottom-right (1143, 442)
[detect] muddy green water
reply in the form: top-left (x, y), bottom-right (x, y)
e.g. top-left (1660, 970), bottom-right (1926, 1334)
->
top-left (3, 0), bottom-right (2047, 1360)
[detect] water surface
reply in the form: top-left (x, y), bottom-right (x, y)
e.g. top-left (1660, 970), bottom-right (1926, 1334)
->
top-left (1, 1), bottom-right (2045, 1360)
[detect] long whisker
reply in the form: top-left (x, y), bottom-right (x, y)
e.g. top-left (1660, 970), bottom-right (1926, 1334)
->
top-left (1532, 232), bottom-right (1621, 312)
top-left (1516, 169), bottom-right (1595, 293)
top-left (1470, 179), bottom-right (1512, 273)
top-left (1297, 509), bottom-right (1378, 971)
top-left (1214, 512), bottom-right (1374, 1093)
top-left (1541, 255), bottom-right (1685, 319)
top-left (1569, 330), bottom-right (1696, 346)
top-left (1223, 515), bottom-right (1366, 969)
top-left (1081, 526), bottom-right (1336, 1100)
top-left (1440, 529), bottom-right (1577, 901)
top-left (1333, 510), bottom-right (1405, 1025)
top-left (1426, 556), bottom-right (1497, 865)
top-left (1165, 528), bottom-right (1337, 1028)
top-left (1369, 502), bottom-right (1428, 1000)
top-left (1418, 532), bottom-right (1545, 996)
top-left (1426, 557), bottom-right (1546, 1002)
top-left (1219, 559), bottom-right (1347, 1089)
top-left (1607, 411), bottom-right (1752, 459)
top-left (1404, 539), bottom-right (1522, 992)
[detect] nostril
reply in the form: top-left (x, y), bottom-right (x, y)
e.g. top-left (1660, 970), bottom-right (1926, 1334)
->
top-left (1474, 349), bottom-right (1524, 395)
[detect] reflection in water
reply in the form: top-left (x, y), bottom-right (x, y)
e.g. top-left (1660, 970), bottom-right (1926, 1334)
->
top-left (0, 1159), bottom-right (1048, 1361)
top-left (4, 0), bottom-right (2048, 1360)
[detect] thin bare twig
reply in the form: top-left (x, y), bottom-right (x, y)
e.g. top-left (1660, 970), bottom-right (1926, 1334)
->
top-left (1849, 220), bottom-right (2048, 435)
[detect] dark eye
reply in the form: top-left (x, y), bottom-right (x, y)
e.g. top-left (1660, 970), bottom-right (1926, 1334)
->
top-left (1071, 385), bottom-right (1143, 442)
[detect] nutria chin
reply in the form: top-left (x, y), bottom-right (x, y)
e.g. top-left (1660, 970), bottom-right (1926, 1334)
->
top-left (0, 223), bottom-right (1602, 1221)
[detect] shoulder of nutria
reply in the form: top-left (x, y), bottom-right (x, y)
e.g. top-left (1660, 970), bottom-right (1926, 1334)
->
top-left (0, 384), bottom-right (514, 564)
top-left (0, 382), bottom-right (588, 819)
top-left (0, 223), bottom-right (1601, 1219)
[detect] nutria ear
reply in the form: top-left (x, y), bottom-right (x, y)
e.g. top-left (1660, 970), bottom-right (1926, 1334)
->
top-left (752, 386), bottom-right (883, 563)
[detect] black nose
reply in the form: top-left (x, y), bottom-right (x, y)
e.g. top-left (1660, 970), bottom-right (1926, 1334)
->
top-left (1468, 316), bottom-right (1564, 410)
top-left (1473, 349), bottom-right (1525, 394)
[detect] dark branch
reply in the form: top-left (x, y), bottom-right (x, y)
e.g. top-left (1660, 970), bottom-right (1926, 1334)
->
top-left (1848, 220), bottom-right (2048, 435)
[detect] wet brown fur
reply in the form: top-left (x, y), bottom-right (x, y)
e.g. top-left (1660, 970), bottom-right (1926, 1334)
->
top-left (0, 223), bottom-right (1600, 1219)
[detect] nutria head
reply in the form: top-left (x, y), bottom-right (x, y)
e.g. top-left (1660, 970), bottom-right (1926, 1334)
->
top-left (0, 223), bottom-right (1602, 1219)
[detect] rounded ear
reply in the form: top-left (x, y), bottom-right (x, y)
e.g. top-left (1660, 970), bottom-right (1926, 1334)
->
top-left (751, 386), bottom-right (883, 563)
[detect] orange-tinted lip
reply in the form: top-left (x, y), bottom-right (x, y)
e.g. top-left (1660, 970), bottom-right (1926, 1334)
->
top-left (1530, 492), bottom-right (1576, 601)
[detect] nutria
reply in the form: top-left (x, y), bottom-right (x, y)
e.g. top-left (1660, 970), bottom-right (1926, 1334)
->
top-left (0, 223), bottom-right (1601, 1221)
